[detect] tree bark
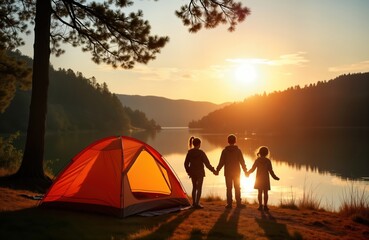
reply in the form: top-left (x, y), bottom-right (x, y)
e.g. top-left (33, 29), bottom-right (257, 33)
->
top-left (16, 0), bottom-right (51, 181)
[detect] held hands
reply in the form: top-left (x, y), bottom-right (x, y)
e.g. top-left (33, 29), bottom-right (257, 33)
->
top-left (213, 169), bottom-right (219, 176)
top-left (245, 171), bottom-right (250, 177)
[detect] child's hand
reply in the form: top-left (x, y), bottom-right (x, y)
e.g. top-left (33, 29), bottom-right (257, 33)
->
top-left (275, 177), bottom-right (280, 181)
top-left (245, 172), bottom-right (249, 177)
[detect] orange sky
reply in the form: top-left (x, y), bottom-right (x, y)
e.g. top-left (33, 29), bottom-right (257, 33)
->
top-left (19, 0), bottom-right (369, 104)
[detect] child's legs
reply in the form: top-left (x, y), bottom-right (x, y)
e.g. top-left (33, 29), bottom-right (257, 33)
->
top-left (191, 176), bottom-right (204, 205)
top-left (195, 177), bottom-right (204, 203)
top-left (225, 176), bottom-right (233, 205)
top-left (257, 189), bottom-right (263, 206)
top-left (234, 175), bottom-right (241, 204)
top-left (191, 177), bottom-right (198, 204)
top-left (263, 189), bottom-right (269, 206)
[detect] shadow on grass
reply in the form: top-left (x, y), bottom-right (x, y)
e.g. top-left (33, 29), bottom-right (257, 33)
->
top-left (134, 209), bottom-right (194, 239)
top-left (206, 208), bottom-right (243, 239)
top-left (0, 206), bottom-right (191, 240)
top-left (255, 210), bottom-right (303, 240)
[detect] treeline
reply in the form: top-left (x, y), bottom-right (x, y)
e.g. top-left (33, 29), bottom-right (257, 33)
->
top-left (189, 72), bottom-right (369, 133)
top-left (0, 52), bottom-right (160, 133)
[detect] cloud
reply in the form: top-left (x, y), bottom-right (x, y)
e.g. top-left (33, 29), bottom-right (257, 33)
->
top-left (226, 52), bottom-right (309, 66)
top-left (328, 60), bottom-right (369, 72)
top-left (96, 64), bottom-right (192, 82)
top-left (97, 52), bottom-right (310, 85)
top-left (226, 58), bottom-right (270, 64)
top-left (125, 65), bottom-right (216, 83)
top-left (271, 52), bottom-right (309, 66)
top-left (130, 66), bottom-right (183, 81)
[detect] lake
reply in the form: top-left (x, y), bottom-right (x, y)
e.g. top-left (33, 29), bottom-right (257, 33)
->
top-left (22, 128), bottom-right (369, 211)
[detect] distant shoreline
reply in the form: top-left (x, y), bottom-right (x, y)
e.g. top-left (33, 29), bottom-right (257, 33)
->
top-left (161, 127), bottom-right (189, 130)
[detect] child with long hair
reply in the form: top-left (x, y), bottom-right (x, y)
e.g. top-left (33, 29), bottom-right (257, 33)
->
top-left (247, 146), bottom-right (280, 211)
top-left (184, 136), bottom-right (216, 209)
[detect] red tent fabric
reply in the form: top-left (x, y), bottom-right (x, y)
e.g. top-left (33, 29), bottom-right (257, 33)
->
top-left (40, 136), bottom-right (190, 217)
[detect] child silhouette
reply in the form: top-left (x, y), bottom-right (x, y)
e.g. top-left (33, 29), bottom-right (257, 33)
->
top-left (247, 146), bottom-right (279, 211)
top-left (184, 136), bottom-right (217, 209)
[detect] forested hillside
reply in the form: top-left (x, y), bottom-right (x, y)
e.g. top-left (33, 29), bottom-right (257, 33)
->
top-left (0, 52), bottom-right (159, 133)
top-left (117, 94), bottom-right (228, 127)
top-left (189, 72), bottom-right (369, 133)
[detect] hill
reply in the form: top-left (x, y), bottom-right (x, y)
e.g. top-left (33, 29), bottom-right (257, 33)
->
top-left (117, 94), bottom-right (229, 127)
top-left (189, 72), bottom-right (369, 133)
top-left (0, 51), bottom-right (159, 133)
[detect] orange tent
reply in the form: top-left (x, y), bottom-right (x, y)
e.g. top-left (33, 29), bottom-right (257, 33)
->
top-left (40, 136), bottom-right (190, 217)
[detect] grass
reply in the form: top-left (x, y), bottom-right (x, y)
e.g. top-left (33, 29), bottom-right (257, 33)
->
top-left (339, 183), bottom-right (369, 224)
top-left (279, 181), bottom-right (369, 228)
top-left (1, 160), bottom-right (369, 239)
top-left (298, 182), bottom-right (322, 210)
top-left (279, 181), bottom-right (322, 211)
top-left (202, 191), bottom-right (223, 202)
top-left (2, 159), bottom-right (367, 219)
top-left (279, 186), bottom-right (299, 210)
top-left (1, 186), bottom-right (369, 239)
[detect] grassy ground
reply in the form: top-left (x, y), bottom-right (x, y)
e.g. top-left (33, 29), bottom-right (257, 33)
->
top-left (1, 187), bottom-right (368, 240)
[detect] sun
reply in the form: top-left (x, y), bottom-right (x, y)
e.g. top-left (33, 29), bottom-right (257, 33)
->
top-left (241, 175), bottom-right (255, 193)
top-left (234, 63), bottom-right (258, 85)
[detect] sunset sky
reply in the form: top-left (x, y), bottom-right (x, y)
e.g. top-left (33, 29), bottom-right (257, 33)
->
top-left (19, 0), bottom-right (369, 104)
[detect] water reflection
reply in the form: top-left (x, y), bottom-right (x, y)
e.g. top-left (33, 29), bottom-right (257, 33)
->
top-left (190, 128), bottom-right (369, 181)
top-left (130, 128), bottom-right (368, 210)
top-left (13, 128), bottom-right (368, 181)
top-left (12, 128), bottom-right (368, 210)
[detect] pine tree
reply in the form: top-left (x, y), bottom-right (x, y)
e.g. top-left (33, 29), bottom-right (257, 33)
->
top-left (2, 0), bottom-right (250, 189)
top-left (0, 1), bottom-right (32, 113)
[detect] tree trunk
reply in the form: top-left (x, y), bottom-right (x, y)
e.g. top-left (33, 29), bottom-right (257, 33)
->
top-left (16, 0), bottom-right (51, 182)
